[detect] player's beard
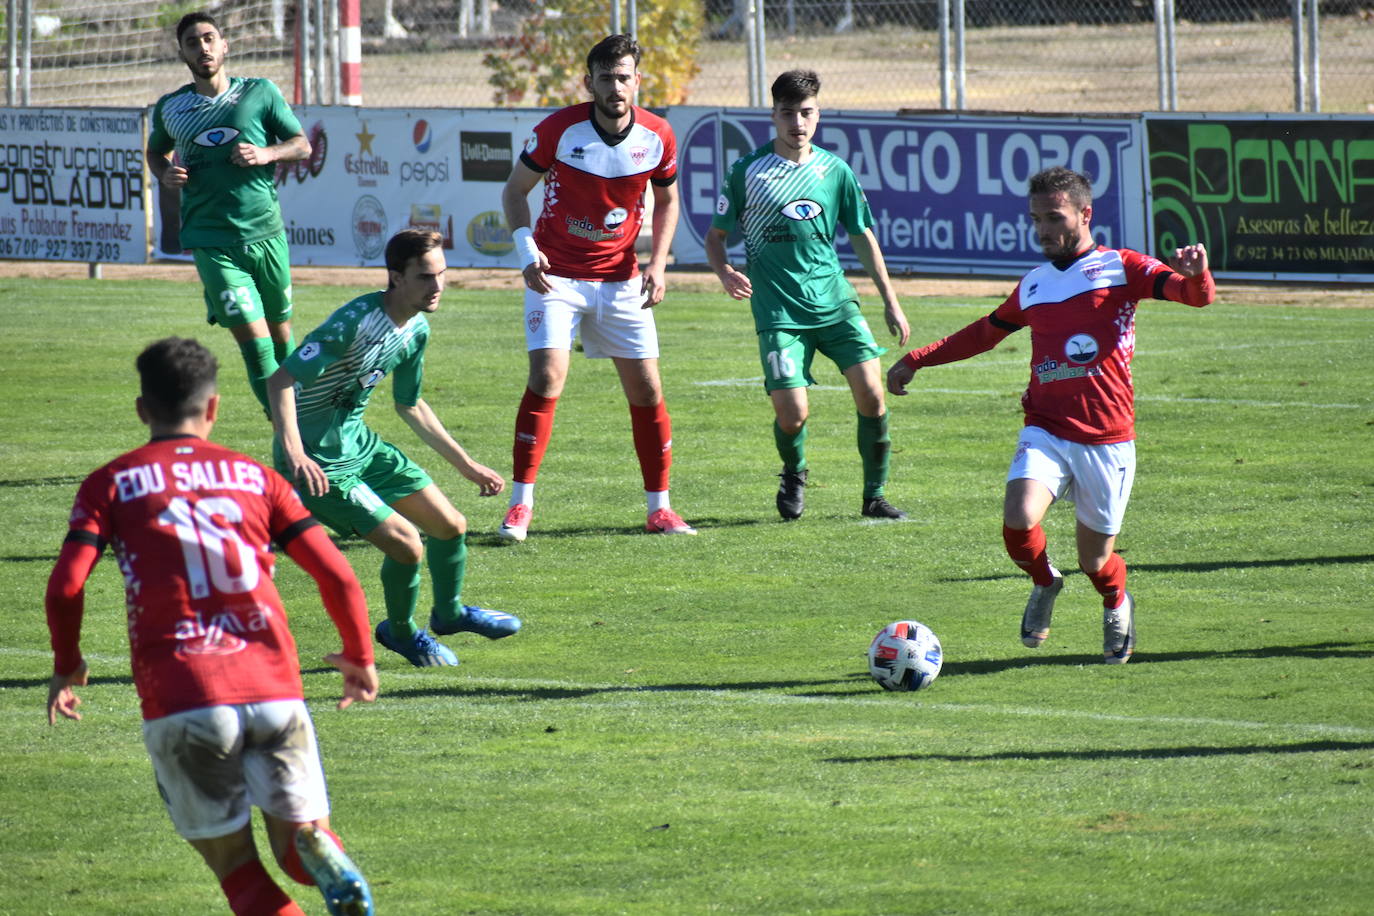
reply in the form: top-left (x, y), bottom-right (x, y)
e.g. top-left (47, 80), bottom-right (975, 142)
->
top-left (593, 94), bottom-right (630, 122)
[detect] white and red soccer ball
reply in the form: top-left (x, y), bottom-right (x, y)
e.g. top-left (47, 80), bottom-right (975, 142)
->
top-left (867, 620), bottom-right (943, 691)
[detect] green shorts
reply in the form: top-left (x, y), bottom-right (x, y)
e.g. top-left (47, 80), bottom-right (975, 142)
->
top-left (757, 315), bottom-right (885, 391)
top-left (295, 440), bottom-right (432, 538)
top-left (193, 232), bottom-right (293, 329)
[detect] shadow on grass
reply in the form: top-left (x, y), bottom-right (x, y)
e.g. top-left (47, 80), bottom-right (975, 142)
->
top-left (0, 673), bottom-right (134, 690)
top-left (338, 675), bottom-right (860, 703)
top-left (945, 553), bottom-right (1374, 582)
top-left (823, 739), bottom-right (1374, 764)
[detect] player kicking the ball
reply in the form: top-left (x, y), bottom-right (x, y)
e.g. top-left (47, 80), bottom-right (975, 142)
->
top-left (270, 229), bottom-right (520, 668)
top-left (706, 69), bottom-right (911, 522)
top-left (45, 337), bottom-right (377, 915)
top-left (887, 166), bottom-right (1215, 663)
top-left (497, 33), bottom-right (694, 542)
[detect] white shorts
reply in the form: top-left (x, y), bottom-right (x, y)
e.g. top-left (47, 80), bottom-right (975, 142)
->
top-left (524, 275), bottom-right (659, 359)
top-left (142, 699), bottom-right (330, 840)
top-left (1007, 425), bottom-right (1136, 535)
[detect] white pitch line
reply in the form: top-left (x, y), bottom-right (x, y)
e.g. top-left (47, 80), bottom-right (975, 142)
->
top-left (3, 650), bottom-right (1369, 740)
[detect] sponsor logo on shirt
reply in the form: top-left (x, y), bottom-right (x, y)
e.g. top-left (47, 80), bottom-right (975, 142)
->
top-left (1033, 356), bottom-right (1103, 384)
top-left (780, 198), bottom-right (824, 221)
top-left (604, 207), bottom-right (628, 230)
top-left (1064, 333), bottom-right (1100, 364)
top-left (565, 214), bottom-right (622, 241)
top-left (191, 126), bottom-right (240, 147)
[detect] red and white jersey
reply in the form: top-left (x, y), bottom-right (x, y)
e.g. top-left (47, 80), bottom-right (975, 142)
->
top-left (522, 102), bottom-right (677, 281)
top-left (62, 435), bottom-right (319, 720)
top-left (904, 246), bottom-right (1213, 444)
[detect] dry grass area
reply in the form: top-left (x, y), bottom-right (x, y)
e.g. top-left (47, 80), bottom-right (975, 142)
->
top-left (3, 259), bottom-right (1368, 307)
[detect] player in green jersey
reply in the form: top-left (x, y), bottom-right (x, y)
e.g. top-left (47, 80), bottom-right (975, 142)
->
top-left (268, 229), bottom-right (521, 669)
top-left (705, 69), bottom-right (912, 522)
top-left (146, 11), bottom-right (310, 414)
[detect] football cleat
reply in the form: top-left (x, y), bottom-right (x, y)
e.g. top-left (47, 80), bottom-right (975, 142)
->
top-left (294, 825), bottom-right (373, 916)
top-left (776, 467), bottom-right (808, 520)
top-left (1103, 591), bottom-right (1136, 664)
top-left (645, 507), bottom-right (697, 535)
top-left (375, 620), bottom-right (458, 667)
top-left (1021, 567), bottom-right (1064, 648)
top-left (497, 503), bottom-right (531, 542)
top-left (861, 496), bottom-right (908, 520)
top-left (430, 605), bottom-right (522, 639)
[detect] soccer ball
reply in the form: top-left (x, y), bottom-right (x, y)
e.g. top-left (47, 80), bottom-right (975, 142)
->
top-left (867, 620), bottom-right (943, 691)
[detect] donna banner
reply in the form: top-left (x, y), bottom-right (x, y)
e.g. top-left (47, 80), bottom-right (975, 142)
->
top-left (0, 107), bottom-right (147, 264)
top-left (668, 107), bottom-right (1145, 276)
top-left (1147, 114), bottom-right (1374, 282)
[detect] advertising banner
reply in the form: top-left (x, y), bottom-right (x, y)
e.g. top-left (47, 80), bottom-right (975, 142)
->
top-left (0, 107), bottom-right (147, 263)
top-left (667, 107), bottom-right (1144, 276)
top-left (153, 106), bottom-right (548, 269)
top-left (1146, 114), bottom-right (1374, 282)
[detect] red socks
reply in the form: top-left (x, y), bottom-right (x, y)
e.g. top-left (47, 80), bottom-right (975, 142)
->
top-left (629, 400), bottom-right (672, 493)
top-left (1003, 524), bottom-right (1057, 587)
top-left (512, 388), bottom-right (558, 484)
top-left (1086, 552), bottom-right (1128, 609)
top-left (220, 859), bottom-right (304, 916)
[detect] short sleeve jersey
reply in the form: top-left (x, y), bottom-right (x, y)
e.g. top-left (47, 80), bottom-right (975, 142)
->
top-left (521, 103), bottom-right (677, 281)
top-left (712, 143), bottom-right (873, 332)
top-left (992, 246), bottom-right (1174, 444)
top-left (279, 292), bottom-right (429, 475)
top-left (147, 76), bottom-right (302, 248)
top-left (64, 435), bottom-right (318, 720)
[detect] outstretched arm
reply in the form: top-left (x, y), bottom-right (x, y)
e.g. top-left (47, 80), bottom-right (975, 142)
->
top-left (850, 227), bottom-right (910, 348)
top-left (395, 398), bottom-right (504, 496)
top-left (886, 314), bottom-right (1018, 396)
top-left (1162, 243), bottom-right (1215, 307)
top-left (282, 524), bottom-right (378, 710)
top-left (44, 539), bottom-right (101, 724)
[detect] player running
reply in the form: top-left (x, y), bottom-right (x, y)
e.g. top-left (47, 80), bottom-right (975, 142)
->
top-left (887, 166), bottom-right (1215, 664)
top-left (706, 69), bottom-right (911, 521)
top-left (146, 11), bottom-right (310, 413)
top-left (497, 33), bottom-right (694, 542)
top-left (45, 337), bottom-right (377, 916)
top-left (270, 229), bottom-right (520, 668)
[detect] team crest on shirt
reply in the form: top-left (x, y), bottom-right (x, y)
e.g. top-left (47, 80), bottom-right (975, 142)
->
top-left (192, 126), bottom-right (241, 147)
top-left (1065, 334), bottom-right (1100, 364)
top-left (629, 145), bottom-right (649, 166)
top-left (1082, 263), bottom-right (1104, 281)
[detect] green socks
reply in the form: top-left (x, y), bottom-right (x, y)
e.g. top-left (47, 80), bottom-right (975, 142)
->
top-left (380, 556), bottom-right (421, 640)
top-left (273, 330), bottom-right (296, 363)
top-left (237, 337), bottom-right (278, 412)
top-left (427, 533), bottom-right (468, 629)
top-left (857, 411), bottom-right (892, 500)
top-left (773, 418), bottom-right (808, 473)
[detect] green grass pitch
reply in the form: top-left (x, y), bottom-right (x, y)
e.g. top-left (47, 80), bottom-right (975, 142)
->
top-left (0, 272), bottom-right (1371, 915)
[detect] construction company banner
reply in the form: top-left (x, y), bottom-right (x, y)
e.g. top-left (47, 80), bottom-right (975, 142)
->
top-left (667, 107), bottom-right (1145, 276)
top-left (0, 107), bottom-right (147, 263)
top-left (154, 106), bottom-right (547, 269)
top-left (1146, 114), bottom-right (1374, 282)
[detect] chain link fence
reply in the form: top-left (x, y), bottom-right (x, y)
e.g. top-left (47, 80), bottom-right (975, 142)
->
top-left (4, 1), bottom-right (1372, 112)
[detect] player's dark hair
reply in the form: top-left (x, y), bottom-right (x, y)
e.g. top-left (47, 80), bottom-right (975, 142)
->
top-left (586, 33), bottom-right (640, 75)
top-left (1028, 166), bottom-right (1093, 208)
top-left (175, 11), bottom-right (221, 45)
top-left (137, 337), bottom-right (218, 424)
top-left (385, 228), bottom-right (444, 283)
top-left (771, 69), bottom-right (820, 107)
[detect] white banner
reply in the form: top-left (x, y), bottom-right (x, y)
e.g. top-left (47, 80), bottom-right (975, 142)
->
top-left (152, 106), bottom-right (550, 269)
top-left (0, 107), bottom-right (148, 264)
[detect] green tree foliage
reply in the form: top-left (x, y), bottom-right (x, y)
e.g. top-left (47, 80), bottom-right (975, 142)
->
top-left (483, 0), bottom-right (704, 107)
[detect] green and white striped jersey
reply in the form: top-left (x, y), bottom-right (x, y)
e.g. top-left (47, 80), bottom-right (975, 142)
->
top-left (279, 292), bottom-right (429, 475)
top-left (712, 142), bottom-right (874, 332)
top-left (148, 76), bottom-right (302, 248)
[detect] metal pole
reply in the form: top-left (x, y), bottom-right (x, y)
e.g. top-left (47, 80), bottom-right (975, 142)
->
top-left (479, 0), bottom-right (491, 35)
top-left (753, 0), bottom-right (766, 100)
top-left (611, 0), bottom-right (621, 36)
top-left (1153, 0), bottom-right (1167, 110)
top-left (297, 0), bottom-right (312, 104)
top-left (953, 0), bottom-right (965, 110)
top-left (313, 0), bottom-right (326, 103)
top-left (340, 0), bottom-right (362, 105)
top-left (1165, 0), bottom-right (1177, 110)
top-left (744, 0), bottom-right (757, 106)
top-left (21, 0), bottom-right (32, 103)
top-left (1307, 0), bottom-right (1320, 111)
top-left (628, 0), bottom-right (638, 40)
top-left (328, 0), bottom-right (340, 104)
top-left (938, 0), bottom-right (950, 109)
top-left (1291, 0), bottom-right (1306, 111)
top-left (6, 0), bottom-right (17, 105)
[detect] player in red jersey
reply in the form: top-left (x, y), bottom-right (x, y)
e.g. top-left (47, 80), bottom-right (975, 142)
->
top-left (45, 337), bottom-right (378, 915)
top-left (497, 33), bottom-right (694, 542)
top-left (887, 166), bottom-right (1215, 664)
